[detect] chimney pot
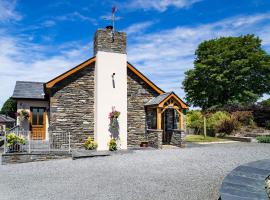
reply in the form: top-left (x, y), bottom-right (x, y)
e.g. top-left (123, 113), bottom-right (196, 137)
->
top-left (106, 25), bottom-right (113, 30)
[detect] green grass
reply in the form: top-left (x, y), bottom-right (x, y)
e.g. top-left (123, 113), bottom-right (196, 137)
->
top-left (256, 135), bottom-right (270, 143)
top-left (185, 134), bottom-right (228, 143)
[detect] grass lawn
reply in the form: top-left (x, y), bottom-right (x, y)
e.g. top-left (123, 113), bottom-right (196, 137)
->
top-left (185, 134), bottom-right (228, 143)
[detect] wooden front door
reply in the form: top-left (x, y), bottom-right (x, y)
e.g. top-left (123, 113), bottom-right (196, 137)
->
top-left (30, 107), bottom-right (46, 140)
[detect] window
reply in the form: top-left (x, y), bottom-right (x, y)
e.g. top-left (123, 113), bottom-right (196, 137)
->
top-left (147, 109), bottom-right (157, 129)
top-left (31, 107), bottom-right (45, 125)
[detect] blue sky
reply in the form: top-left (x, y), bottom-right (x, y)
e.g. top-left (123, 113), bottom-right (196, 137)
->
top-left (0, 0), bottom-right (270, 108)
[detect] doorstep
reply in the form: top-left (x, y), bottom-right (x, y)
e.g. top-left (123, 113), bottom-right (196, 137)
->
top-left (72, 149), bottom-right (134, 160)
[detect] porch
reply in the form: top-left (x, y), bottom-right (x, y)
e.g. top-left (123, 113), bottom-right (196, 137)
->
top-left (145, 92), bottom-right (188, 148)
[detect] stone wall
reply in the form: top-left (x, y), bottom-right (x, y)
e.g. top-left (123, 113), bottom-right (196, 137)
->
top-left (49, 63), bottom-right (95, 148)
top-left (127, 68), bottom-right (160, 147)
top-left (147, 129), bottom-right (162, 149)
top-left (171, 129), bottom-right (185, 147)
top-left (2, 152), bottom-right (70, 165)
top-left (93, 29), bottom-right (126, 55)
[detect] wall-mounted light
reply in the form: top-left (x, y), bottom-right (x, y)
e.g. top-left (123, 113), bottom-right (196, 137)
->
top-left (112, 73), bottom-right (116, 88)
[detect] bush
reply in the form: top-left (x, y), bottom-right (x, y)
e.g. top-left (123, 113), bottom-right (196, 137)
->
top-left (84, 137), bottom-right (98, 150)
top-left (6, 133), bottom-right (26, 147)
top-left (216, 118), bottom-right (240, 136)
top-left (265, 121), bottom-right (270, 130)
top-left (256, 135), bottom-right (270, 143)
top-left (231, 111), bottom-right (254, 126)
top-left (186, 110), bottom-right (203, 133)
top-left (108, 139), bottom-right (117, 151)
top-left (207, 111), bottom-right (230, 136)
top-left (261, 98), bottom-right (270, 106)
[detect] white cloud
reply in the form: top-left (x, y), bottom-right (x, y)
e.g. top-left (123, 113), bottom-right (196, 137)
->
top-left (123, 21), bottom-right (156, 35)
top-left (0, 0), bottom-right (21, 22)
top-left (56, 11), bottom-right (97, 25)
top-left (124, 0), bottom-right (201, 12)
top-left (127, 13), bottom-right (270, 99)
top-left (0, 33), bottom-right (90, 107)
top-left (41, 20), bottom-right (56, 27)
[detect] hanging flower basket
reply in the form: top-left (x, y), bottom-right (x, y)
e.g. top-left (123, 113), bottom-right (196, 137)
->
top-left (108, 110), bottom-right (120, 120)
top-left (109, 108), bottom-right (120, 128)
top-left (16, 109), bottom-right (30, 121)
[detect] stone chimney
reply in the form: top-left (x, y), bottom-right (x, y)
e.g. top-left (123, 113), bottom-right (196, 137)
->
top-left (93, 26), bottom-right (126, 55)
top-left (94, 26), bottom-right (128, 151)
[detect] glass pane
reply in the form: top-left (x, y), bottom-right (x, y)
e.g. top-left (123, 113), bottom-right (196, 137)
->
top-left (32, 108), bottom-right (38, 125)
top-left (38, 108), bottom-right (44, 125)
top-left (147, 109), bottom-right (157, 129)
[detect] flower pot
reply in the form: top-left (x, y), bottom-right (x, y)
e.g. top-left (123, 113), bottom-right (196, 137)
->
top-left (140, 141), bottom-right (148, 148)
top-left (8, 143), bottom-right (21, 153)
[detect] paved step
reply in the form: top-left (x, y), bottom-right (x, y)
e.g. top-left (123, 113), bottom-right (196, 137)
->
top-left (220, 159), bottom-right (270, 200)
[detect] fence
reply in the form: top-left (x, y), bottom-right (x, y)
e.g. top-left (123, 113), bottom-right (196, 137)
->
top-left (3, 128), bottom-right (71, 154)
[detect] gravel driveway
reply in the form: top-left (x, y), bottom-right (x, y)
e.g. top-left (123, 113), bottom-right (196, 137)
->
top-left (0, 142), bottom-right (270, 200)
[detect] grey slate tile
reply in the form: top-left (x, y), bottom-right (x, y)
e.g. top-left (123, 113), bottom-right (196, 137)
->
top-left (12, 81), bottom-right (45, 99)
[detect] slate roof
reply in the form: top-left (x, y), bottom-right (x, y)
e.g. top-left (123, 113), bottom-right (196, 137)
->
top-left (145, 92), bottom-right (172, 106)
top-left (12, 81), bottom-right (45, 100)
top-left (0, 114), bottom-right (15, 123)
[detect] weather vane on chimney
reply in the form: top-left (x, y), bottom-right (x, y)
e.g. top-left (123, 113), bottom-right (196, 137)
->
top-left (112, 6), bottom-right (116, 33)
top-left (103, 6), bottom-right (118, 41)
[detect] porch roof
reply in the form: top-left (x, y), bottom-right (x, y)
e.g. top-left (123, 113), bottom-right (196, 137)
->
top-left (145, 92), bottom-right (188, 109)
top-left (145, 92), bottom-right (172, 106)
top-left (12, 81), bottom-right (45, 100)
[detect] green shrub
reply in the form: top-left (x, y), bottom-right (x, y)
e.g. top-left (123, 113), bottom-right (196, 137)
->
top-left (261, 98), bottom-right (270, 106)
top-left (231, 111), bottom-right (254, 126)
top-left (207, 111), bottom-right (230, 136)
top-left (186, 110), bottom-right (203, 133)
top-left (265, 120), bottom-right (270, 130)
top-left (108, 139), bottom-right (117, 151)
top-left (84, 137), bottom-right (98, 150)
top-left (216, 118), bottom-right (240, 136)
top-left (256, 135), bottom-right (270, 143)
top-left (6, 133), bottom-right (26, 147)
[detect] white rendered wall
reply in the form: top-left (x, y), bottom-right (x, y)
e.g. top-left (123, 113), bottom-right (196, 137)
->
top-left (94, 51), bottom-right (127, 150)
top-left (17, 100), bottom-right (49, 140)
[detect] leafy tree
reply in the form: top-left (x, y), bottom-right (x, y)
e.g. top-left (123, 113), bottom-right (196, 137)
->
top-left (261, 98), bottom-right (270, 106)
top-left (183, 34), bottom-right (270, 110)
top-left (0, 98), bottom-right (16, 118)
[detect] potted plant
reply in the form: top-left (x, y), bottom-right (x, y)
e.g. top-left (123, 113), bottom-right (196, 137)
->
top-left (84, 137), bottom-right (98, 150)
top-left (108, 139), bottom-right (117, 151)
top-left (6, 133), bottom-right (26, 152)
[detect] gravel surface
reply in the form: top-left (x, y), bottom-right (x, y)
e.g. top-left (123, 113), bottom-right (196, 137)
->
top-left (0, 142), bottom-right (270, 200)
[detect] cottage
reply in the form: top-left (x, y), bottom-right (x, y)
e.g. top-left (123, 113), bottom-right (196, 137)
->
top-left (12, 26), bottom-right (188, 150)
top-left (0, 114), bottom-right (15, 133)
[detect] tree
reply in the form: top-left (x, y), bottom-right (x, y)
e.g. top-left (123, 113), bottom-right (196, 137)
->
top-left (261, 98), bottom-right (270, 107)
top-left (0, 98), bottom-right (16, 118)
top-left (183, 34), bottom-right (270, 110)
